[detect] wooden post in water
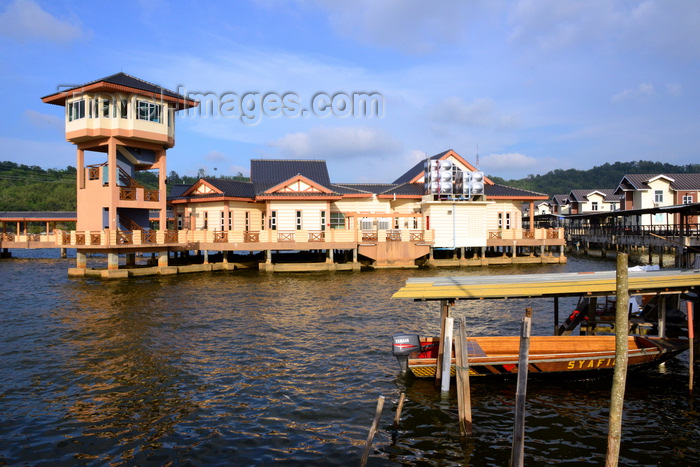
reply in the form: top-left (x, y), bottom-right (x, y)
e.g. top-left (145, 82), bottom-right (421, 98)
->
top-left (455, 317), bottom-right (472, 435)
top-left (435, 300), bottom-right (451, 387)
top-left (360, 395), bottom-right (385, 467)
top-left (688, 301), bottom-right (695, 395)
top-left (510, 307), bottom-right (532, 467)
top-left (606, 252), bottom-right (629, 467)
top-left (441, 317), bottom-right (454, 393)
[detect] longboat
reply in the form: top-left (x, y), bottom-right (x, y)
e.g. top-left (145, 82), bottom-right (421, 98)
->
top-left (392, 334), bottom-right (688, 379)
top-left (391, 268), bottom-right (699, 380)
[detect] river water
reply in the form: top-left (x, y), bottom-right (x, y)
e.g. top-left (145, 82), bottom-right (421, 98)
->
top-left (1, 252), bottom-right (698, 466)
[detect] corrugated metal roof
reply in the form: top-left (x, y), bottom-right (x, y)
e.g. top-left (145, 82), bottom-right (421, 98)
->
top-left (250, 159), bottom-right (332, 194)
top-left (392, 268), bottom-right (700, 300)
top-left (42, 72), bottom-right (192, 104)
top-left (485, 184), bottom-right (547, 198)
top-left (392, 150), bottom-right (450, 184)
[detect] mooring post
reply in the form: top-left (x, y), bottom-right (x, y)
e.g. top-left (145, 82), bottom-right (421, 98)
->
top-left (456, 316), bottom-right (472, 436)
top-left (360, 395), bottom-right (385, 467)
top-left (688, 301), bottom-right (695, 395)
top-left (510, 307), bottom-right (532, 467)
top-left (435, 299), bottom-right (451, 387)
top-left (441, 317), bottom-right (454, 394)
top-left (606, 252), bottom-right (629, 467)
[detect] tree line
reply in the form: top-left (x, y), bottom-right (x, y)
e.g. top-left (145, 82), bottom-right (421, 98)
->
top-left (1, 159), bottom-right (699, 211)
top-left (0, 161), bottom-right (249, 211)
top-left (487, 160), bottom-right (700, 196)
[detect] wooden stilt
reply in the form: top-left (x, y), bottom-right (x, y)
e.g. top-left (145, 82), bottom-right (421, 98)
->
top-left (441, 317), bottom-right (454, 393)
top-left (606, 252), bottom-right (629, 467)
top-left (435, 300), bottom-right (450, 387)
top-left (688, 301), bottom-right (695, 395)
top-left (360, 395), bottom-right (385, 467)
top-left (511, 307), bottom-right (532, 467)
top-left (456, 317), bottom-right (472, 436)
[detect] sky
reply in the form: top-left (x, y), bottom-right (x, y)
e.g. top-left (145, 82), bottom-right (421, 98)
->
top-left (1, 0), bottom-right (699, 183)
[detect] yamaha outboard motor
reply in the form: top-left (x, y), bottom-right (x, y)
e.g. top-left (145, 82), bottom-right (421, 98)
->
top-left (392, 333), bottom-right (421, 373)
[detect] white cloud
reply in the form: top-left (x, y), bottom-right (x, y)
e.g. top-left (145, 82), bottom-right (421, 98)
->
top-left (428, 96), bottom-right (520, 131)
top-left (203, 150), bottom-right (227, 163)
top-left (480, 152), bottom-right (539, 175)
top-left (0, 0), bottom-right (84, 43)
top-left (24, 110), bottom-right (63, 131)
top-left (611, 83), bottom-right (654, 103)
top-left (309, 0), bottom-right (490, 54)
top-left (269, 126), bottom-right (401, 159)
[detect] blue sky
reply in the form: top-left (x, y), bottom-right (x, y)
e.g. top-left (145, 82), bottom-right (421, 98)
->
top-left (1, 0), bottom-right (698, 183)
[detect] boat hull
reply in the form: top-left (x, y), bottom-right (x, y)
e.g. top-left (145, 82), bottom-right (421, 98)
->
top-left (406, 336), bottom-right (688, 379)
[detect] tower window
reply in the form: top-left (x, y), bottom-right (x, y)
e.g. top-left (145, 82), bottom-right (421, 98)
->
top-left (136, 100), bottom-right (162, 123)
top-left (68, 100), bottom-right (85, 121)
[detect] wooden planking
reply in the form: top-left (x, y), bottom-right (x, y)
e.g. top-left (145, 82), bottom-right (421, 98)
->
top-left (392, 269), bottom-right (700, 300)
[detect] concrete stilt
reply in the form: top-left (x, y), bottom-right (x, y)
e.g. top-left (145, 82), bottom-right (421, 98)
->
top-left (76, 251), bottom-right (87, 268)
top-left (60, 248), bottom-right (67, 258)
top-left (158, 251), bottom-right (169, 267)
top-left (108, 253), bottom-right (119, 270)
top-left (126, 253), bottom-right (136, 266)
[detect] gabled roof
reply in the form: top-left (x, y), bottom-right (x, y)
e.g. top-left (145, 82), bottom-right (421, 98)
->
top-left (485, 184), bottom-right (548, 199)
top-left (169, 178), bottom-right (255, 201)
top-left (614, 173), bottom-right (700, 195)
top-left (250, 159), bottom-right (333, 195)
top-left (42, 72), bottom-right (198, 110)
top-left (551, 194), bottom-right (570, 206)
top-left (569, 189), bottom-right (619, 203)
top-left (393, 150), bottom-right (450, 184)
top-left (333, 183), bottom-right (398, 195)
top-left (391, 149), bottom-right (493, 185)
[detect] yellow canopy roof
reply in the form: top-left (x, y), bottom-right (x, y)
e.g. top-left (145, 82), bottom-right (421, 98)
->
top-left (392, 269), bottom-right (700, 301)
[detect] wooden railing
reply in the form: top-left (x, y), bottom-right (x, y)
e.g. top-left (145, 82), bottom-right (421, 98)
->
top-left (278, 232), bottom-right (294, 242)
top-left (386, 230), bottom-right (401, 242)
top-left (119, 187), bottom-right (136, 200)
top-left (165, 230), bottom-right (179, 243)
top-left (144, 189), bottom-right (159, 201)
top-left (410, 231), bottom-right (424, 242)
top-left (213, 231), bottom-right (228, 243)
top-left (309, 231), bottom-right (325, 242)
top-left (244, 231), bottom-right (260, 243)
top-left (142, 230), bottom-right (157, 243)
top-left (117, 231), bottom-right (133, 244)
top-left (362, 231), bottom-right (378, 241)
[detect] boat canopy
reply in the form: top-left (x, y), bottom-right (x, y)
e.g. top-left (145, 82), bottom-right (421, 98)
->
top-left (391, 269), bottom-right (700, 301)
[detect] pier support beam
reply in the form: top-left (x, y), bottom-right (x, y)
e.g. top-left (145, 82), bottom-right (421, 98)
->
top-left (60, 248), bottom-right (67, 259)
top-left (126, 253), bottom-right (136, 267)
top-left (158, 251), bottom-right (169, 267)
top-left (353, 248), bottom-right (358, 263)
top-left (327, 248), bottom-right (334, 263)
top-left (203, 250), bottom-right (209, 264)
top-left (108, 253), bottom-right (119, 270)
top-left (76, 251), bottom-right (87, 269)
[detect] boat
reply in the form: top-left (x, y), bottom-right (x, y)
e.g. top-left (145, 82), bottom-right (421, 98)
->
top-left (392, 334), bottom-right (689, 379)
top-left (390, 268), bottom-right (699, 381)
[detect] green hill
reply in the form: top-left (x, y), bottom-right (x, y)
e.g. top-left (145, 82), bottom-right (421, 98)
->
top-left (0, 162), bottom-right (248, 211)
top-left (2, 159), bottom-right (698, 211)
top-left (486, 160), bottom-right (700, 196)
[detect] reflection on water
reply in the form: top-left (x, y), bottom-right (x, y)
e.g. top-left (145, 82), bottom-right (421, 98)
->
top-left (0, 254), bottom-right (697, 465)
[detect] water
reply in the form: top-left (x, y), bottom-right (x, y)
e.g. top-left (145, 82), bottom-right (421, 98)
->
top-left (1, 252), bottom-right (698, 465)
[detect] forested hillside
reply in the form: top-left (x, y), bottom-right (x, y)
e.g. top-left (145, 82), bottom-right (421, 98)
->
top-left (0, 162), bottom-right (247, 211)
top-left (2, 159), bottom-right (699, 211)
top-left (487, 160), bottom-right (700, 196)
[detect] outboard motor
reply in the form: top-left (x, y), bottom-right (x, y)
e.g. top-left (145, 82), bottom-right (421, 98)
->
top-left (392, 333), bottom-right (421, 373)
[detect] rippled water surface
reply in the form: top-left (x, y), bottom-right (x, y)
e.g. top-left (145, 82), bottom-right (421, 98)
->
top-left (1, 252), bottom-right (698, 465)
